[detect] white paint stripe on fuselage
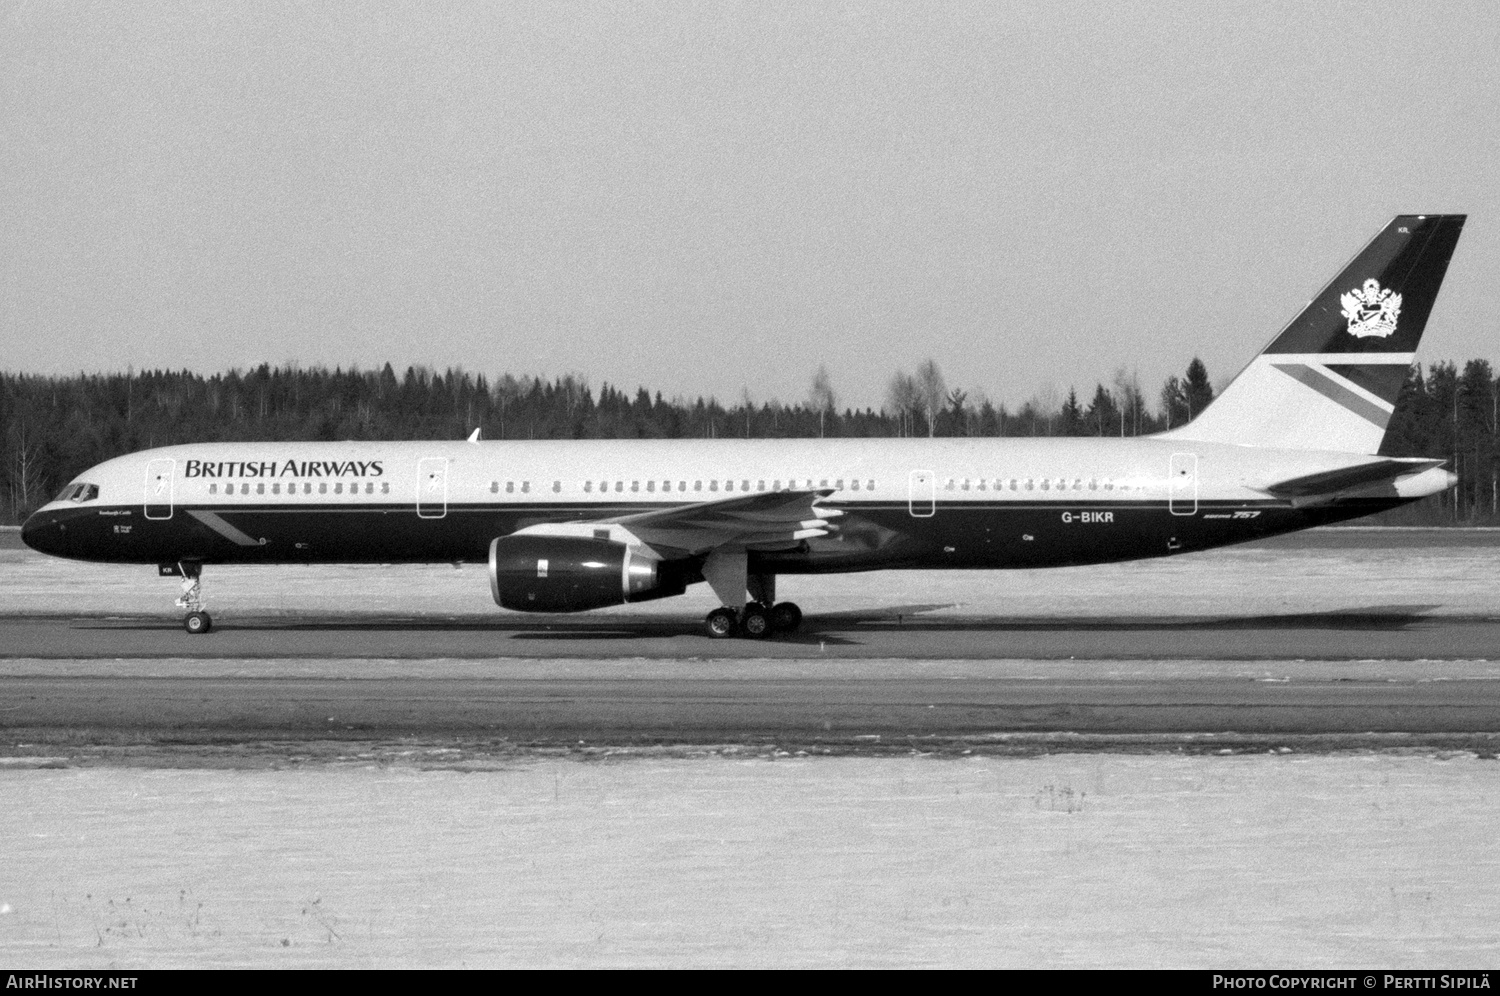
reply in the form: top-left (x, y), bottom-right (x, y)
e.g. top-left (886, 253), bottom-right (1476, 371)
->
top-left (37, 437), bottom-right (1433, 520)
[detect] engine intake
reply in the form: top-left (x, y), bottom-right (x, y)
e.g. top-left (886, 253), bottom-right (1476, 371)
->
top-left (489, 534), bottom-right (681, 612)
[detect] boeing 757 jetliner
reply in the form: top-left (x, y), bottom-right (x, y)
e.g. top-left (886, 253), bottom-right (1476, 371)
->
top-left (22, 215), bottom-right (1466, 637)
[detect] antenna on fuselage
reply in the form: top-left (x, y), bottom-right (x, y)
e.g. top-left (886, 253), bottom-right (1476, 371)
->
top-left (467, 428), bottom-right (481, 443)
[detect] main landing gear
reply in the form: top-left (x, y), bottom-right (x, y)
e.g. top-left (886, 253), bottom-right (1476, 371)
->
top-left (703, 601), bottom-right (803, 640)
top-left (700, 557), bottom-right (802, 639)
top-left (169, 561), bottom-right (212, 635)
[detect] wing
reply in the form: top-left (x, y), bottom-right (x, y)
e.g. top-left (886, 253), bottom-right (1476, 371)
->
top-left (601, 489), bottom-right (842, 554)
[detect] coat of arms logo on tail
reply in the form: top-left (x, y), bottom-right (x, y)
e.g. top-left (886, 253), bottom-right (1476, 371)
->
top-left (1340, 278), bottom-right (1402, 338)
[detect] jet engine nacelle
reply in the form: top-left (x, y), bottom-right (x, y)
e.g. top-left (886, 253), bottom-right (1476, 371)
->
top-left (488, 534), bottom-right (682, 612)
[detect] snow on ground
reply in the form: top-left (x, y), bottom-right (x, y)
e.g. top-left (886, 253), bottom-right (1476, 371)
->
top-left (5, 535), bottom-right (1499, 967)
top-left (2, 753), bottom-right (1497, 968)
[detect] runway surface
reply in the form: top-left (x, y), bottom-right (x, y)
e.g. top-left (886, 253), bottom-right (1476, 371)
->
top-left (5, 528), bottom-right (1500, 757)
top-left (2, 602), bottom-right (1499, 659)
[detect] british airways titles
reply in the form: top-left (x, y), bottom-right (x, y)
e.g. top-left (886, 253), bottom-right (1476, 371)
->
top-left (183, 459), bottom-right (385, 479)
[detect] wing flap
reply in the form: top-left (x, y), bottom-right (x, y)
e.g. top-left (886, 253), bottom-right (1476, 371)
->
top-left (602, 489), bottom-right (842, 554)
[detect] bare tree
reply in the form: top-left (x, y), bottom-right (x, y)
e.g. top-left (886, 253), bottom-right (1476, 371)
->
top-left (1112, 367), bottom-right (1145, 436)
top-left (915, 359), bottom-right (946, 437)
top-left (808, 365), bottom-right (836, 438)
top-left (885, 371), bottom-right (920, 437)
top-left (7, 419), bottom-right (45, 520)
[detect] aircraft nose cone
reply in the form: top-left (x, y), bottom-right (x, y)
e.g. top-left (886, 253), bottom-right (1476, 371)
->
top-left (20, 510), bottom-right (63, 556)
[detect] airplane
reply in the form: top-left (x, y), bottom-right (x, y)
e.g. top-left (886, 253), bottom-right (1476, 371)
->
top-left (21, 214), bottom-right (1466, 637)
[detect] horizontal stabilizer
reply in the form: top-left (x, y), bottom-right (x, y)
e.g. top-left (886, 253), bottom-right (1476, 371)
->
top-left (1258, 458), bottom-right (1445, 503)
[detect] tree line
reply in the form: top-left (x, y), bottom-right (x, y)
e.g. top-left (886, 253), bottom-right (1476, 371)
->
top-left (3, 358), bottom-right (1496, 524)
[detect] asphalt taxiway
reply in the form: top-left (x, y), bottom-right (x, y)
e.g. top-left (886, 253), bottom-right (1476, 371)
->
top-left (2, 603), bottom-right (1498, 659)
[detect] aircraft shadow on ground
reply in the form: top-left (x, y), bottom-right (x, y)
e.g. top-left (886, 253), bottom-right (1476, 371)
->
top-left (82, 603), bottom-right (1441, 637)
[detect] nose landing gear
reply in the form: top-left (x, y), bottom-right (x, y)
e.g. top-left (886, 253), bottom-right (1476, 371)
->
top-left (164, 561), bottom-right (212, 634)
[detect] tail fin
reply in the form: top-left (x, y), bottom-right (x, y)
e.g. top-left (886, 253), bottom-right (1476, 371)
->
top-left (1164, 214), bottom-right (1465, 453)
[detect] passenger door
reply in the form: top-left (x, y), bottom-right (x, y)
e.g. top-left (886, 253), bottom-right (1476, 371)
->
top-left (417, 457), bottom-right (448, 519)
top-left (908, 469), bottom-right (935, 518)
top-left (1169, 453), bottom-right (1199, 516)
top-left (144, 458), bottom-right (175, 520)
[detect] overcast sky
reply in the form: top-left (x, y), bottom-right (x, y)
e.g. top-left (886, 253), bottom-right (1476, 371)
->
top-left (3, 0), bottom-right (1497, 411)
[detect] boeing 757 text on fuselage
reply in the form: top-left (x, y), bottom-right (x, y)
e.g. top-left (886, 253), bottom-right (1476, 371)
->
top-left (22, 215), bottom-right (1466, 637)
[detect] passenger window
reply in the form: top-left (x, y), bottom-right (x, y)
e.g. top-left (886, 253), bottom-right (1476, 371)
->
top-left (1025, 479), bottom-right (1034, 491)
top-left (552, 481), bottom-right (561, 493)
top-left (646, 481), bottom-right (655, 492)
top-left (506, 481), bottom-right (515, 493)
top-left (850, 480), bottom-right (859, 491)
top-left (867, 479), bottom-right (875, 490)
top-left (381, 483), bottom-right (390, 494)
top-left (209, 483), bottom-right (218, 495)
top-left (319, 482), bottom-right (327, 494)
top-left (257, 482), bottom-right (266, 495)
top-left (694, 481), bottom-right (702, 491)
top-left (1089, 479), bottom-right (1098, 491)
top-left (631, 481), bottom-right (639, 492)
top-left (961, 479), bottom-right (970, 491)
top-left (522, 481), bottom-right (531, 493)
top-left (272, 483), bottom-right (280, 495)
top-left (583, 481), bottom-right (592, 493)
top-left (757, 480), bottom-right (765, 491)
top-left (709, 481), bottom-right (718, 492)
top-left (333, 483), bottom-right (341, 494)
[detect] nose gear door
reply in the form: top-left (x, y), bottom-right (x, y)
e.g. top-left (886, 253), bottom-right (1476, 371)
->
top-left (144, 458), bottom-right (175, 520)
top-left (417, 457), bottom-right (448, 519)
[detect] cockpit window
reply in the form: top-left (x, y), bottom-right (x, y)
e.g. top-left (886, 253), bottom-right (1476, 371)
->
top-left (55, 483), bottom-right (100, 503)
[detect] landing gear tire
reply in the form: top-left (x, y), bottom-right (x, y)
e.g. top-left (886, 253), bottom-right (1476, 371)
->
top-left (771, 601), bottom-right (802, 633)
top-left (740, 604), bottom-right (771, 639)
top-left (705, 607), bottom-right (738, 639)
top-left (184, 611), bottom-right (212, 635)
